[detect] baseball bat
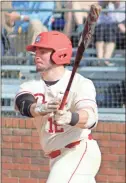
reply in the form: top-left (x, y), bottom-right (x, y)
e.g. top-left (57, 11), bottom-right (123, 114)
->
top-left (59, 4), bottom-right (102, 110)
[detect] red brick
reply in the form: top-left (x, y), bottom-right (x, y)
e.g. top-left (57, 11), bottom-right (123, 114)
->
top-left (19, 119), bottom-right (26, 128)
top-left (2, 118), bottom-right (125, 183)
top-left (32, 143), bottom-right (42, 150)
top-left (116, 123), bottom-right (125, 133)
top-left (101, 161), bottom-right (110, 168)
top-left (111, 134), bottom-right (125, 141)
top-left (19, 164), bottom-right (39, 171)
top-left (95, 122), bottom-right (104, 131)
top-left (2, 156), bottom-right (12, 163)
top-left (4, 120), bottom-right (13, 128)
top-left (118, 155), bottom-right (125, 162)
top-left (2, 149), bottom-right (13, 156)
top-left (99, 140), bottom-right (123, 148)
top-left (2, 128), bottom-right (13, 135)
top-left (110, 147), bottom-right (125, 155)
top-left (2, 142), bottom-right (12, 149)
top-left (11, 170), bottom-right (30, 178)
top-left (31, 137), bottom-right (40, 143)
top-left (32, 130), bottom-right (39, 137)
top-left (118, 169), bottom-right (125, 176)
top-left (39, 166), bottom-right (49, 171)
top-left (109, 161), bottom-right (125, 169)
top-left (25, 119), bottom-right (34, 129)
top-left (19, 178), bottom-right (39, 183)
top-left (22, 150), bottom-right (41, 157)
top-left (12, 118), bottom-right (19, 128)
top-left (100, 147), bottom-right (110, 153)
top-left (102, 154), bottom-right (119, 161)
top-left (99, 167), bottom-right (118, 175)
top-left (103, 123), bottom-right (111, 132)
top-left (2, 163), bottom-right (14, 170)
top-left (30, 171), bottom-right (48, 179)
top-left (2, 177), bottom-right (19, 183)
top-left (39, 179), bottom-right (47, 183)
top-left (107, 175), bottom-right (125, 183)
top-left (12, 143), bottom-right (31, 149)
top-left (21, 136), bottom-right (32, 143)
top-left (21, 136), bottom-right (39, 143)
top-left (109, 122), bottom-right (118, 133)
top-left (2, 170), bottom-right (11, 177)
top-left (118, 141), bottom-right (125, 148)
top-left (13, 129), bottom-right (31, 136)
top-left (2, 136), bottom-right (21, 143)
top-left (1, 118), bottom-right (7, 126)
top-left (96, 175), bottom-right (108, 182)
top-left (12, 157), bottom-right (31, 164)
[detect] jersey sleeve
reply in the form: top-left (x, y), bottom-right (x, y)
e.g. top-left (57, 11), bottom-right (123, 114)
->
top-left (74, 79), bottom-right (97, 110)
top-left (73, 78), bottom-right (98, 129)
top-left (14, 81), bottom-right (35, 110)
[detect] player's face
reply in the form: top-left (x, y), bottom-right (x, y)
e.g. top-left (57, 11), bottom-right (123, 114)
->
top-left (35, 48), bottom-right (53, 72)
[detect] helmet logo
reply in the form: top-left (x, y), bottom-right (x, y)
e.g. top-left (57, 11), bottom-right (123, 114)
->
top-left (35, 36), bottom-right (41, 43)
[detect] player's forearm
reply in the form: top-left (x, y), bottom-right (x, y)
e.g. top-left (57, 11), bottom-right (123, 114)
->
top-left (77, 110), bottom-right (89, 125)
top-left (77, 108), bottom-right (98, 129)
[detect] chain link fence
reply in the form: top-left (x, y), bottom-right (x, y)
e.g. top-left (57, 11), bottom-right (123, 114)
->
top-left (1, 3), bottom-right (126, 120)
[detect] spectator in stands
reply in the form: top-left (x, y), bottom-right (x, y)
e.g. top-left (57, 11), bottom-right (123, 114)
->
top-left (1, 28), bottom-right (10, 56)
top-left (114, 1), bottom-right (126, 50)
top-left (4, 1), bottom-right (55, 55)
top-left (63, 1), bottom-right (98, 38)
top-left (1, 1), bottom-right (13, 55)
top-left (95, 1), bottom-right (119, 66)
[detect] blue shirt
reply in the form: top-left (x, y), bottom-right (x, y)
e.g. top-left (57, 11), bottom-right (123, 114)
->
top-left (12, 1), bottom-right (55, 33)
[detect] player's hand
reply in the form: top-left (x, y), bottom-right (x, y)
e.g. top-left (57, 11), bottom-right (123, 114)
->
top-left (34, 100), bottom-right (60, 115)
top-left (54, 110), bottom-right (72, 125)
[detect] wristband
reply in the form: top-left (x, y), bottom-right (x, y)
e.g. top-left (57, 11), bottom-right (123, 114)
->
top-left (69, 112), bottom-right (79, 126)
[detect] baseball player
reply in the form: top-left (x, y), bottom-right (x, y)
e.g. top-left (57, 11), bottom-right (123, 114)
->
top-left (15, 31), bottom-right (101, 183)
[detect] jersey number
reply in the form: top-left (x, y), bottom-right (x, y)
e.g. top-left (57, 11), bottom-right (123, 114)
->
top-left (48, 117), bottom-right (64, 133)
top-left (34, 93), bottom-right (64, 133)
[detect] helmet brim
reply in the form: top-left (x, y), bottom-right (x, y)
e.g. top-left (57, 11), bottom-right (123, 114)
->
top-left (26, 43), bottom-right (53, 52)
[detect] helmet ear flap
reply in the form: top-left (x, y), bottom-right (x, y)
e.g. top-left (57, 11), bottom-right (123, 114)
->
top-left (52, 49), bottom-right (70, 65)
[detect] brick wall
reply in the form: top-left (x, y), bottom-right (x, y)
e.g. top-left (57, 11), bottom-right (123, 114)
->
top-left (1, 118), bottom-right (125, 183)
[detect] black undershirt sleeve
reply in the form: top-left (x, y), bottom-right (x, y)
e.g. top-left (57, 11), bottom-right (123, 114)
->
top-left (15, 93), bottom-right (36, 117)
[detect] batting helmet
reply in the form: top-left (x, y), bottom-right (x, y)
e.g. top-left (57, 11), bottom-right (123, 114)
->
top-left (26, 31), bottom-right (72, 65)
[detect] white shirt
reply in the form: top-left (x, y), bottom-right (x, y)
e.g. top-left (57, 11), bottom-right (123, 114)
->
top-left (15, 69), bottom-right (98, 153)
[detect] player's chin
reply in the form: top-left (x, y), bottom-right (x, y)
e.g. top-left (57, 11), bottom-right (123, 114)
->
top-left (36, 66), bottom-right (46, 72)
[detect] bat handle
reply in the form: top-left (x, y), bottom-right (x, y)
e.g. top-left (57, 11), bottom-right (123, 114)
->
top-left (59, 90), bottom-right (69, 110)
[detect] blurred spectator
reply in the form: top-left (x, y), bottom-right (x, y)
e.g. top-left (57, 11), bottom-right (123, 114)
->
top-left (113, 1), bottom-right (126, 50)
top-left (3, 1), bottom-right (55, 54)
top-left (1, 28), bottom-right (10, 56)
top-left (95, 1), bottom-right (125, 66)
top-left (1, 0), bottom-right (13, 55)
top-left (63, 1), bottom-right (98, 38)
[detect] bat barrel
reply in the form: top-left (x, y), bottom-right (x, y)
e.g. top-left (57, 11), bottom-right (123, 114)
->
top-left (59, 4), bottom-right (102, 110)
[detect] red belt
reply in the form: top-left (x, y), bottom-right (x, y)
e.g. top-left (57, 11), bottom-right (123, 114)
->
top-left (48, 134), bottom-right (93, 159)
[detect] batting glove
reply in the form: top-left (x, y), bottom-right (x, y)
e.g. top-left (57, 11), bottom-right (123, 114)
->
top-left (35, 100), bottom-right (60, 115)
top-left (54, 110), bottom-right (72, 125)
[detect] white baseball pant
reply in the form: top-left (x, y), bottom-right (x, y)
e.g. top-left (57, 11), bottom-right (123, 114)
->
top-left (47, 139), bottom-right (101, 183)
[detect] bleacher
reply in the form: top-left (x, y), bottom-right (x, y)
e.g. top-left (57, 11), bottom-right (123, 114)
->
top-left (2, 57), bottom-right (125, 121)
top-left (1, 7), bottom-right (125, 122)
